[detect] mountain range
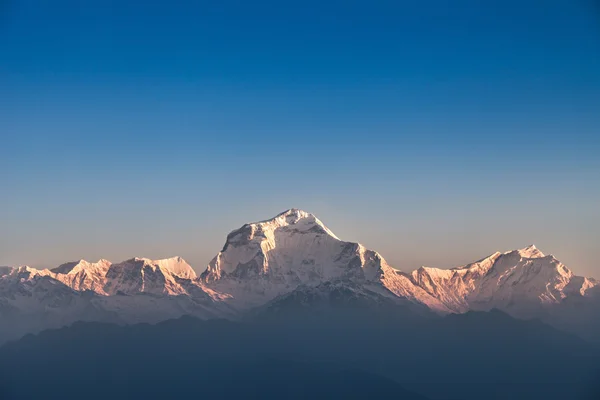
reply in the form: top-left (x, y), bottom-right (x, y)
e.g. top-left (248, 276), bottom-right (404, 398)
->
top-left (1, 208), bottom-right (599, 344)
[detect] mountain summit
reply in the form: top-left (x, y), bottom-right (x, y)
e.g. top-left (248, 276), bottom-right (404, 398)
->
top-left (516, 244), bottom-right (545, 258)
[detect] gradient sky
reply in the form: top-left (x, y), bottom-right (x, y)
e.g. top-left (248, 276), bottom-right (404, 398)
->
top-left (1, 1), bottom-right (599, 276)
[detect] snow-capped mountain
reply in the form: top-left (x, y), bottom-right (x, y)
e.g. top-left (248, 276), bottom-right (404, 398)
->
top-left (200, 208), bottom-right (446, 312)
top-left (17, 256), bottom-right (201, 297)
top-left (0, 208), bottom-right (598, 343)
top-left (103, 257), bottom-right (196, 296)
top-left (53, 259), bottom-right (112, 294)
top-left (0, 257), bottom-right (226, 342)
top-left (410, 245), bottom-right (598, 317)
top-left (0, 269), bottom-right (116, 342)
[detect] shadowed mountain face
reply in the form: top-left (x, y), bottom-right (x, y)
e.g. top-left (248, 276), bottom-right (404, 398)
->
top-left (0, 317), bottom-right (433, 400)
top-left (0, 308), bottom-right (598, 400)
top-left (0, 351), bottom-right (429, 400)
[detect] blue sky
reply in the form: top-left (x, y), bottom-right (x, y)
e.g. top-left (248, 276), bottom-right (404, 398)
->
top-left (1, 1), bottom-right (599, 275)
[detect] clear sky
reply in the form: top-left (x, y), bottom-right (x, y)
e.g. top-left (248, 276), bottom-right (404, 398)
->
top-left (1, 1), bottom-right (599, 276)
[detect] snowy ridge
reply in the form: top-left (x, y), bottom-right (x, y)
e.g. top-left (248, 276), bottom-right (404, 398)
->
top-left (0, 256), bottom-right (222, 342)
top-left (52, 259), bottom-right (112, 294)
top-left (410, 245), bottom-right (598, 316)
top-left (0, 209), bottom-right (598, 343)
top-left (104, 257), bottom-right (193, 296)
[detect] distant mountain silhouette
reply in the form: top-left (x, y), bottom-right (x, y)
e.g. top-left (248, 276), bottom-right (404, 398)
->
top-left (1, 308), bottom-right (598, 400)
top-left (0, 318), bottom-right (429, 400)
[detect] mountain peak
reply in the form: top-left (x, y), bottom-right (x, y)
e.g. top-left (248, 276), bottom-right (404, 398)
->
top-left (514, 245), bottom-right (545, 259)
top-left (153, 257), bottom-right (196, 279)
top-left (259, 208), bottom-right (316, 223)
top-left (114, 256), bottom-right (195, 279)
top-left (278, 208), bottom-right (308, 217)
top-left (7, 266), bottom-right (53, 280)
top-left (251, 208), bottom-right (340, 241)
top-left (52, 259), bottom-right (112, 274)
